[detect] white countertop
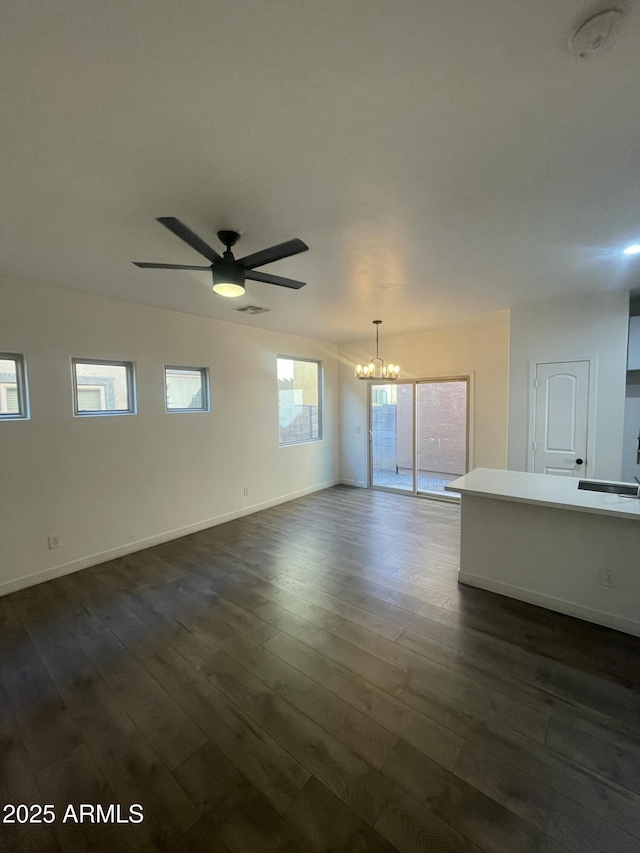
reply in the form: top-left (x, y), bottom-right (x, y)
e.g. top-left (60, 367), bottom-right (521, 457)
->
top-left (446, 468), bottom-right (640, 520)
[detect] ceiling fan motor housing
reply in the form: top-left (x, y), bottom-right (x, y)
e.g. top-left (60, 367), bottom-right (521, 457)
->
top-left (212, 255), bottom-right (245, 288)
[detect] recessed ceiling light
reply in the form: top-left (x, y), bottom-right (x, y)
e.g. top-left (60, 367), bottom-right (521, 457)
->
top-left (623, 245), bottom-right (640, 256)
top-left (569, 9), bottom-right (624, 59)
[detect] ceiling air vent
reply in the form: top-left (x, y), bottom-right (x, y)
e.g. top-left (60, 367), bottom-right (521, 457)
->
top-left (233, 304), bottom-right (271, 315)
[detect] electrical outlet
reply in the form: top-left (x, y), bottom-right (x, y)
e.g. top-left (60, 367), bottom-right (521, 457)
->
top-left (356, 426), bottom-right (361, 434)
top-left (48, 535), bottom-right (61, 550)
top-left (598, 567), bottom-right (616, 588)
top-left (243, 487), bottom-right (249, 496)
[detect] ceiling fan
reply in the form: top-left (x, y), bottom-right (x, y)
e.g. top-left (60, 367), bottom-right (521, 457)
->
top-left (133, 217), bottom-right (309, 297)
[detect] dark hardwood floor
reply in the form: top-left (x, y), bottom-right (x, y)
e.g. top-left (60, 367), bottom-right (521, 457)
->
top-left (2, 485), bottom-right (640, 852)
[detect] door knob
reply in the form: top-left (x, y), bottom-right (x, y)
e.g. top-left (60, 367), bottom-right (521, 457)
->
top-left (576, 458), bottom-right (584, 465)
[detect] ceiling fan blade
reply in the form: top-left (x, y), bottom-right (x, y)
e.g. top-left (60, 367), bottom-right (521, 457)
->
top-left (245, 270), bottom-right (306, 289)
top-left (133, 262), bottom-right (211, 270)
top-left (239, 238), bottom-right (308, 270)
top-left (157, 217), bottom-right (222, 263)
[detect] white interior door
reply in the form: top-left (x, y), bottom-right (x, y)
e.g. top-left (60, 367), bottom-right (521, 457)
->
top-left (532, 360), bottom-right (591, 477)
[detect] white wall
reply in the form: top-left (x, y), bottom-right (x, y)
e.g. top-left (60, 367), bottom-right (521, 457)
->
top-left (507, 291), bottom-right (629, 480)
top-left (338, 312), bottom-right (510, 486)
top-left (0, 277), bottom-right (338, 595)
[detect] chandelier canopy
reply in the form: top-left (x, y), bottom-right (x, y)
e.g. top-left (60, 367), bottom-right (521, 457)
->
top-left (355, 320), bottom-right (400, 380)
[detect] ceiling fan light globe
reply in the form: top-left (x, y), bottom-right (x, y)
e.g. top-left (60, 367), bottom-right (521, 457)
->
top-left (213, 282), bottom-right (245, 297)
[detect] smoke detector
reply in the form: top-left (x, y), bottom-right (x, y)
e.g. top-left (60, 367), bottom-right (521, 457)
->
top-left (569, 9), bottom-right (624, 59)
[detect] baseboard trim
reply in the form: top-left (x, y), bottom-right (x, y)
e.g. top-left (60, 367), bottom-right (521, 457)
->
top-left (339, 479), bottom-right (367, 488)
top-left (1, 479), bottom-right (339, 598)
top-left (458, 571), bottom-right (640, 638)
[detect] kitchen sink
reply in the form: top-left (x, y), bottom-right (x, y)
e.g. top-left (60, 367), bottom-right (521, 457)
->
top-left (578, 479), bottom-right (640, 497)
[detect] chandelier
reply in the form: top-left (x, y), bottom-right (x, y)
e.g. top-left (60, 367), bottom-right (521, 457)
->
top-left (355, 320), bottom-right (400, 380)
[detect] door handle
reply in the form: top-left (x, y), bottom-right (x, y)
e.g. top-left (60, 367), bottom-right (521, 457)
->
top-left (576, 458), bottom-right (584, 465)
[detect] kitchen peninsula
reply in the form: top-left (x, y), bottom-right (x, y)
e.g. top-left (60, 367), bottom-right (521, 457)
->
top-left (446, 468), bottom-right (640, 637)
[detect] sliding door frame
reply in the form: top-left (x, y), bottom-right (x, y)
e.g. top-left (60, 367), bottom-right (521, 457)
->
top-left (368, 372), bottom-right (474, 502)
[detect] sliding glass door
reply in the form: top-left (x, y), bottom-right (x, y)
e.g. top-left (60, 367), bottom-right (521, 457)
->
top-left (370, 382), bottom-right (414, 491)
top-left (416, 380), bottom-right (468, 496)
top-left (369, 378), bottom-right (469, 498)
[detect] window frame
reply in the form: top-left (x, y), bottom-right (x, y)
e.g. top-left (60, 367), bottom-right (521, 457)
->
top-left (277, 355), bottom-right (323, 447)
top-left (0, 352), bottom-right (29, 421)
top-left (71, 357), bottom-right (137, 417)
top-left (163, 365), bottom-right (210, 414)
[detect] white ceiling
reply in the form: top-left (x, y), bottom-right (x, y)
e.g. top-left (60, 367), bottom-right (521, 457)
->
top-left (2, 1), bottom-right (640, 342)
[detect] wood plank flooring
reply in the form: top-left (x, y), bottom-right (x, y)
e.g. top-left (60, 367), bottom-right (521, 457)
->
top-left (2, 485), bottom-right (640, 852)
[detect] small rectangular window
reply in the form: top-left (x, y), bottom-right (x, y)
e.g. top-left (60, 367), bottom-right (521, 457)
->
top-left (0, 353), bottom-right (28, 420)
top-left (164, 366), bottom-right (210, 412)
top-left (72, 359), bottom-right (135, 416)
top-left (277, 357), bottom-right (322, 446)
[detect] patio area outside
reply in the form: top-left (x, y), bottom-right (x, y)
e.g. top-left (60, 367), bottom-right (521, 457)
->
top-left (372, 467), bottom-right (460, 495)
